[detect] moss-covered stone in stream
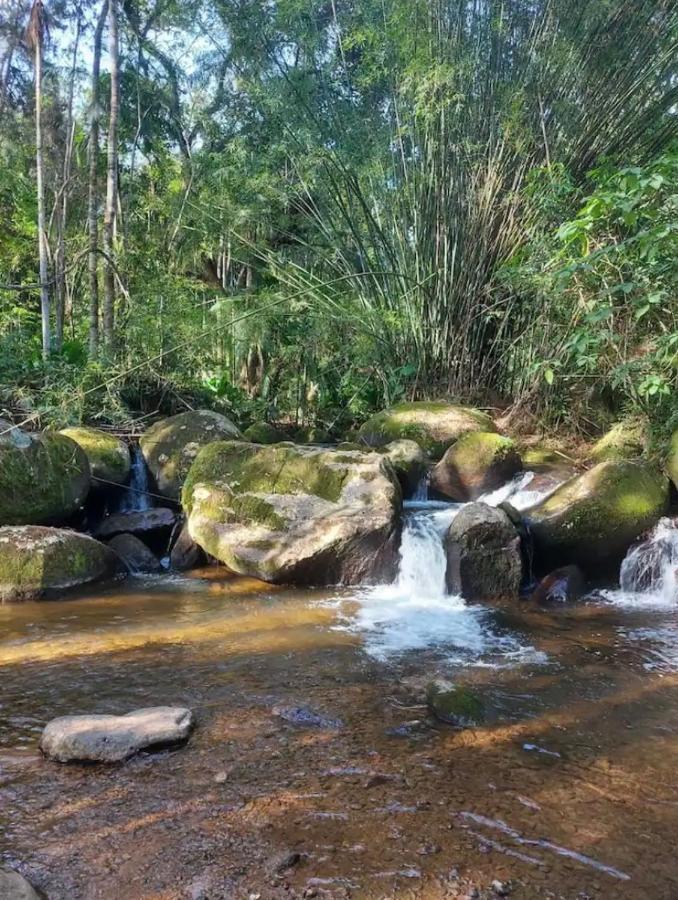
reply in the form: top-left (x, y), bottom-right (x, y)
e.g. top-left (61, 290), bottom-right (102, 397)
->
top-left (0, 526), bottom-right (122, 602)
top-left (242, 421), bottom-right (286, 444)
top-left (356, 401), bottom-right (495, 459)
top-left (60, 426), bottom-right (131, 486)
top-left (589, 418), bottom-right (650, 463)
top-left (431, 431), bottom-right (521, 501)
top-left (426, 680), bottom-right (485, 727)
top-left (140, 409), bottom-right (242, 500)
top-left (523, 459), bottom-right (669, 569)
top-left (0, 430), bottom-right (91, 526)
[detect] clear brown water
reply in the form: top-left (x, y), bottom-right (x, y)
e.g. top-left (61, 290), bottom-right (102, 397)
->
top-left (3, 568), bottom-right (678, 898)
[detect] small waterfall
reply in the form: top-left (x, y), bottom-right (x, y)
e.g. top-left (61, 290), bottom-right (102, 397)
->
top-left (118, 446), bottom-right (153, 513)
top-left (395, 503), bottom-right (458, 598)
top-left (619, 518), bottom-right (678, 603)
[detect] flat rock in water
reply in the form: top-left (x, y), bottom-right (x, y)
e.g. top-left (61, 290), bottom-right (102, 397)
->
top-left (95, 507), bottom-right (176, 539)
top-left (0, 869), bottom-right (42, 900)
top-left (272, 704), bottom-right (342, 729)
top-left (40, 706), bottom-right (195, 763)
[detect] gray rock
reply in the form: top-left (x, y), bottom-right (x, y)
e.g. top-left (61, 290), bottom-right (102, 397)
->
top-left (40, 706), bottom-right (195, 763)
top-left (445, 503), bottom-right (521, 600)
top-left (379, 439), bottom-right (428, 496)
top-left (107, 533), bottom-right (162, 574)
top-left (169, 520), bottom-right (204, 571)
top-left (95, 507), bottom-right (176, 539)
top-left (0, 870), bottom-right (42, 900)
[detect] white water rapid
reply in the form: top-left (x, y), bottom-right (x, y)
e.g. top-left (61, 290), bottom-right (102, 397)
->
top-left (605, 518), bottom-right (678, 607)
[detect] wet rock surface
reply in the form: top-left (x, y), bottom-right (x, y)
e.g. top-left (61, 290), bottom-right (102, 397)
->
top-left (40, 706), bottom-right (195, 763)
top-left (95, 507), bottom-right (176, 540)
top-left (107, 533), bottom-right (162, 574)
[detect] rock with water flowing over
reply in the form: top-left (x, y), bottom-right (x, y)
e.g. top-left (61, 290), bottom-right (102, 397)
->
top-left (140, 410), bottom-right (242, 500)
top-left (529, 565), bottom-right (586, 604)
top-left (356, 401), bottom-right (496, 459)
top-left (431, 432), bottom-right (522, 501)
top-left (378, 439), bottom-right (428, 496)
top-left (0, 526), bottom-right (122, 602)
top-left (107, 533), bottom-right (162, 574)
top-left (445, 503), bottom-right (521, 600)
top-left (0, 425), bottom-right (90, 526)
top-left (522, 460), bottom-right (669, 570)
top-left (619, 518), bottom-right (678, 600)
top-left (59, 426), bottom-right (131, 487)
top-left (589, 418), bottom-right (650, 463)
top-left (0, 869), bottom-right (43, 900)
top-left (182, 441), bottom-right (401, 585)
top-left (40, 706), bottom-right (195, 763)
top-left (94, 507), bottom-right (176, 540)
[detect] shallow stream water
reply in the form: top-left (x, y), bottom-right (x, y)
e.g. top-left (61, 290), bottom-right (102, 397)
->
top-left (2, 484), bottom-right (678, 898)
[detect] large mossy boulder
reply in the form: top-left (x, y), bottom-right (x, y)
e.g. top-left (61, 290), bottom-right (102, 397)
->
top-left (242, 421), bottom-right (286, 444)
top-left (140, 410), bottom-right (242, 500)
top-left (0, 426), bottom-right (90, 526)
top-left (356, 401), bottom-right (495, 459)
top-left (60, 426), bottom-right (131, 486)
top-left (430, 432), bottom-right (522, 501)
top-left (378, 439), bottom-right (427, 496)
top-left (182, 441), bottom-right (401, 585)
top-left (522, 460), bottom-right (669, 569)
top-left (445, 503), bottom-right (522, 600)
top-left (589, 418), bottom-right (650, 463)
top-left (0, 526), bottom-right (122, 602)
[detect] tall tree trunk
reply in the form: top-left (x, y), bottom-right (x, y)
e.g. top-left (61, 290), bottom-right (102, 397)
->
top-left (28, 1), bottom-right (50, 361)
top-left (103, 0), bottom-right (119, 352)
top-left (54, 14), bottom-right (81, 352)
top-left (88, 0), bottom-right (108, 359)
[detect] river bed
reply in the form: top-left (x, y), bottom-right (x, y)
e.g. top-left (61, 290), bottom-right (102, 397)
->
top-left (3, 560), bottom-right (678, 899)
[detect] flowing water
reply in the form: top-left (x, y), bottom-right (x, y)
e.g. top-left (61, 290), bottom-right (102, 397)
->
top-left (3, 483), bottom-right (678, 897)
top-left (118, 445), bottom-right (154, 513)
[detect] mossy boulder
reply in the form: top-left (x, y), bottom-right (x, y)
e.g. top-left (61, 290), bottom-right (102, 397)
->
top-left (668, 430), bottom-right (678, 492)
top-left (445, 502), bottom-right (522, 600)
top-left (356, 401), bottom-right (495, 459)
top-left (0, 428), bottom-right (90, 526)
top-left (378, 440), bottom-right (428, 497)
top-left (431, 432), bottom-right (522, 501)
top-left (182, 441), bottom-right (401, 585)
top-left (242, 421), bottom-right (286, 444)
top-left (60, 426), bottom-right (131, 486)
top-left (140, 410), bottom-right (242, 500)
top-left (0, 526), bottom-right (122, 602)
top-left (426, 680), bottom-right (485, 727)
top-left (293, 425), bottom-right (333, 444)
top-left (589, 418), bottom-right (650, 463)
top-left (522, 460), bottom-right (669, 569)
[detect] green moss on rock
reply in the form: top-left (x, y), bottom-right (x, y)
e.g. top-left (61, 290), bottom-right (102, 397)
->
top-left (60, 426), bottom-right (131, 486)
top-left (0, 430), bottom-right (90, 526)
top-left (431, 431), bottom-right (521, 501)
top-left (426, 680), bottom-right (485, 727)
top-left (523, 459), bottom-right (669, 568)
top-left (356, 401), bottom-right (495, 459)
top-left (590, 418), bottom-right (650, 463)
top-left (242, 421), bottom-right (286, 444)
top-left (0, 526), bottom-right (122, 602)
top-left (378, 439), bottom-right (427, 496)
top-left (667, 430), bottom-right (678, 492)
top-left (140, 409), bottom-right (242, 500)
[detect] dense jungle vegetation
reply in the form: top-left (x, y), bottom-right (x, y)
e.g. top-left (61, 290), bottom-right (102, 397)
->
top-left (0, 0), bottom-right (676, 440)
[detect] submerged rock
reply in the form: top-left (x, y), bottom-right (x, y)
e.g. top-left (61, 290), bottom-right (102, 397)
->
top-left (95, 507), bottom-right (176, 540)
top-left (242, 421), bottom-right (286, 444)
top-left (107, 533), bottom-right (162, 574)
top-left (379, 439), bottom-right (428, 496)
top-left (273, 704), bottom-right (343, 729)
top-left (140, 410), bottom-right (242, 500)
top-left (0, 869), bottom-right (42, 900)
top-left (40, 706), bottom-right (195, 763)
top-left (431, 432), bottom-right (522, 501)
top-left (356, 401), bottom-right (496, 459)
top-left (182, 441), bottom-right (401, 585)
top-left (60, 426), bottom-right (131, 486)
top-left (0, 427), bottom-right (90, 526)
top-left (529, 565), bottom-right (586, 604)
top-left (589, 418), bottom-right (650, 463)
top-left (522, 460), bottom-right (669, 569)
top-left (0, 526), bottom-right (122, 602)
top-left (426, 680), bottom-right (485, 727)
top-left (445, 503), bottom-right (522, 600)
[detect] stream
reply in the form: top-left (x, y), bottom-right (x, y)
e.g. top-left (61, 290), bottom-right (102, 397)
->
top-left (2, 474), bottom-right (678, 898)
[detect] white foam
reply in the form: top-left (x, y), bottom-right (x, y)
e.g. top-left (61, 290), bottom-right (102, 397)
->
top-left (603, 518), bottom-right (678, 608)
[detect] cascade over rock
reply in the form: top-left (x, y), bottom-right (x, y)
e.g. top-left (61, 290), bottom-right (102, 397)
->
top-left (0, 425), bottom-right (90, 526)
top-left (60, 426), bottom-right (130, 486)
top-left (444, 502), bottom-right (522, 600)
top-left (356, 401), bottom-right (496, 459)
top-left (431, 431), bottom-right (522, 501)
top-left (522, 460), bottom-right (669, 569)
top-left (0, 526), bottom-right (122, 602)
top-left (182, 441), bottom-right (401, 585)
top-left (140, 410), bottom-right (242, 500)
